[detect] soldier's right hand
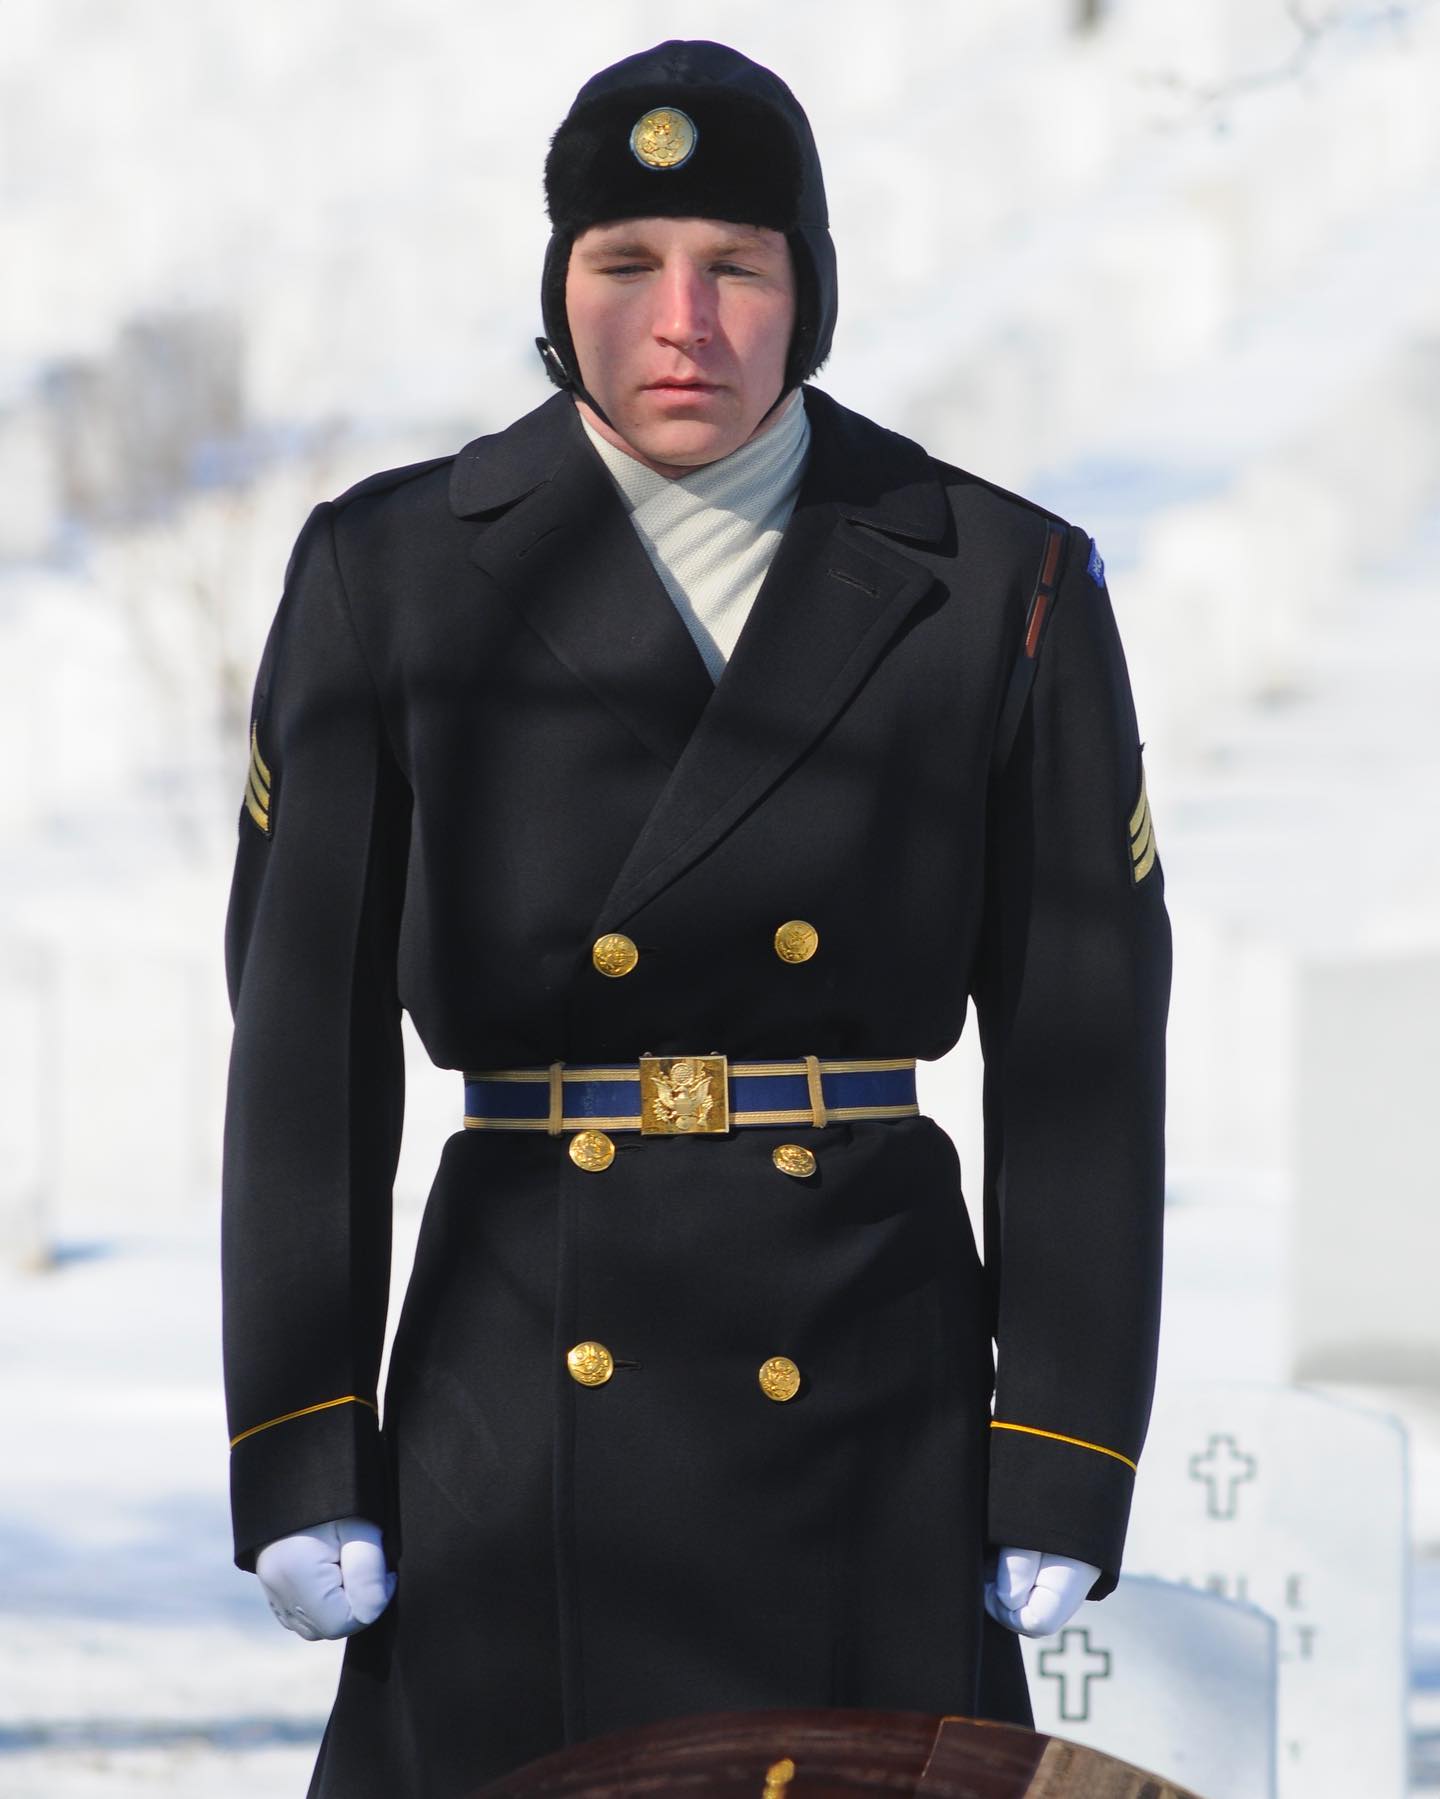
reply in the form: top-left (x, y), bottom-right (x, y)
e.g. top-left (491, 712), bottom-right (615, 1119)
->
top-left (254, 1516), bottom-right (397, 1640)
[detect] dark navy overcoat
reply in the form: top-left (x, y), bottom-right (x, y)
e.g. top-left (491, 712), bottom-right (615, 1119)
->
top-left (220, 383), bottom-right (1171, 1798)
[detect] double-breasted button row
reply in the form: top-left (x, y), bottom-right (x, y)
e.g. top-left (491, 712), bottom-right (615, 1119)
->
top-left (590, 919), bottom-right (819, 976)
top-left (566, 1340), bottom-right (802, 1401)
top-left (570, 1132), bottom-right (816, 1179)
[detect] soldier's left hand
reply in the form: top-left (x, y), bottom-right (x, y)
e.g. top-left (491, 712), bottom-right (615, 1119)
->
top-left (254, 1516), bottom-right (396, 1640)
top-left (983, 1545), bottom-right (1102, 1637)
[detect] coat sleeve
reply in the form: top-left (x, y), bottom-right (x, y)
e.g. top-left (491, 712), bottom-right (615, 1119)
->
top-left (221, 499), bottom-right (410, 1572)
top-left (969, 519), bottom-right (1172, 1602)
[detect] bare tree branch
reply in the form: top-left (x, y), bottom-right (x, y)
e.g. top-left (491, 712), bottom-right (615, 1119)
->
top-left (1135, 0), bottom-right (1435, 132)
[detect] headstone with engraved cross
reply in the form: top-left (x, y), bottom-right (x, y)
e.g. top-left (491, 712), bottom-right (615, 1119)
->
top-left (1019, 1575), bottom-right (1277, 1797)
top-left (1119, 1380), bottom-right (1408, 1798)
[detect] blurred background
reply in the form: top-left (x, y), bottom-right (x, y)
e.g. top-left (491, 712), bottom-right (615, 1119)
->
top-left (2, 0), bottom-right (1438, 1791)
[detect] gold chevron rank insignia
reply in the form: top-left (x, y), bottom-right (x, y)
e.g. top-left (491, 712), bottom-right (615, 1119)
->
top-left (1128, 758), bottom-right (1156, 883)
top-left (243, 719), bottom-right (272, 835)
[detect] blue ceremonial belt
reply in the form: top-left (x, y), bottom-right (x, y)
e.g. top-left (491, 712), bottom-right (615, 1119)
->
top-left (461, 1054), bottom-right (918, 1135)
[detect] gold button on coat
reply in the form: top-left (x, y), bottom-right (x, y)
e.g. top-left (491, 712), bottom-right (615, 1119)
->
top-left (592, 932), bottom-right (638, 977)
top-left (568, 1129), bottom-right (615, 1171)
top-left (567, 1341), bottom-right (615, 1386)
top-left (773, 920), bottom-right (818, 963)
top-left (772, 1143), bottom-right (817, 1178)
top-left (758, 1355), bottom-right (802, 1402)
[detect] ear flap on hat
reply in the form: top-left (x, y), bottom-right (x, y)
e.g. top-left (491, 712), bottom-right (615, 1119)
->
top-left (538, 230), bottom-right (577, 390)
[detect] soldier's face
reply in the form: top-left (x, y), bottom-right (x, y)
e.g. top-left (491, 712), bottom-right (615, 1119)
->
top-left (566, 216), bottom-right (796, 477)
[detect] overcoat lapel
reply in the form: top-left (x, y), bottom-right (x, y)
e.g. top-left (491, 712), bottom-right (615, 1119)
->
top-left (450, 386), bottom-right (951, 933)
top-left (455, 393), bottom-right (716, 771)
top-left (589, 386), bottom-right (951, 928)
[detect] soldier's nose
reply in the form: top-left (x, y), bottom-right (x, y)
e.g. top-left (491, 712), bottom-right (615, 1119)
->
top-left (653, 265), bottom-right (714, 352)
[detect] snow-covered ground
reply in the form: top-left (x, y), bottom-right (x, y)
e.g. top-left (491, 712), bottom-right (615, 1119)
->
top-left (0, 1227), bottom-right (356, 1797)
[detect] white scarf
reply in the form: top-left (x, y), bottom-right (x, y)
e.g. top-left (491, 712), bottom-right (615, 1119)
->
top-left (578, 388), bottom-right (812, 684)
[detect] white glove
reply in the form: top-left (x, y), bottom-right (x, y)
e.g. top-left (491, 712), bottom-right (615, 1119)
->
top-left (255, 1516), bottom-right (397, 1640)
top-left (984, 1544), bottom-right (1102, 1637)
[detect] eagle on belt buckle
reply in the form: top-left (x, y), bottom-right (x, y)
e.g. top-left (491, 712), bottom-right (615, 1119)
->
top-left (638, 1053), bottom-right (729, 1134)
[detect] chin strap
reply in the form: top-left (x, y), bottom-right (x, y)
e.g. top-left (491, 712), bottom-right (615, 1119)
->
top-left (534, 337), bottom-right (620, 434)
top-left (754, 381), bottom-right (796, 429)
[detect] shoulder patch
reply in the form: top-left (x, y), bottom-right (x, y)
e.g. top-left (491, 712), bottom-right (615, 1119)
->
top-left (1086, 536), bottom-right (1106, 588)
top-left (243, 720), bottom-right (272, 835)
top-left (1128, 757), bottom-right (1156, 884)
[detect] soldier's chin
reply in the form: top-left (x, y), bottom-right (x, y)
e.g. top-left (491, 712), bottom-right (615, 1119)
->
top-left (624, 416), bottom-right (744, 470)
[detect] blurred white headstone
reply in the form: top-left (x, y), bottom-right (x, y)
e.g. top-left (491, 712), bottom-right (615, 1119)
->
top-left (0, 938), bottom-right (54, 1269)
top-left (1020, 1575), bottom-right (1276, 1798)
top-left (1121, 1381), bottom-right (1408, 1798)
top-left (1293, 952), bottom-right (1440, 1383)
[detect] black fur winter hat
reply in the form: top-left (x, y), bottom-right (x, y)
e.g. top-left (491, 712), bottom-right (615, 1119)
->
top-left (537, 40), bottom-right (838, 411)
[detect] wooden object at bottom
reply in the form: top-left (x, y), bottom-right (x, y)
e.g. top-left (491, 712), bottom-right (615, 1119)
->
top-left (473, 1707), bottom-right (1205, 1798)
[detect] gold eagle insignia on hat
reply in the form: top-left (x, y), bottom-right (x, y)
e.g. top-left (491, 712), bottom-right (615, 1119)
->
top-left (243, 719), bottom-right (271, 835)
top-left (1129, 759), bottom-right (1156, 883)
top-left (629, 106), bottom-right (698, 170)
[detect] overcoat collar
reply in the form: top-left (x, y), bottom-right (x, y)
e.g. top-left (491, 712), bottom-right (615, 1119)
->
top-left (449, 385), bottom-right (946, 538)
top-left (452, 385), bottom-right (950, 929)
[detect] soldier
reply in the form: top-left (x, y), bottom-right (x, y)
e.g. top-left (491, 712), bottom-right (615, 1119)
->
top-left (221, 38), bottom-right (1171, 1799)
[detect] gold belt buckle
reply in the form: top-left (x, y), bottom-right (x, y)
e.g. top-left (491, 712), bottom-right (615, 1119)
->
top-left (638, 1053), bottom-right (730, 1134)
